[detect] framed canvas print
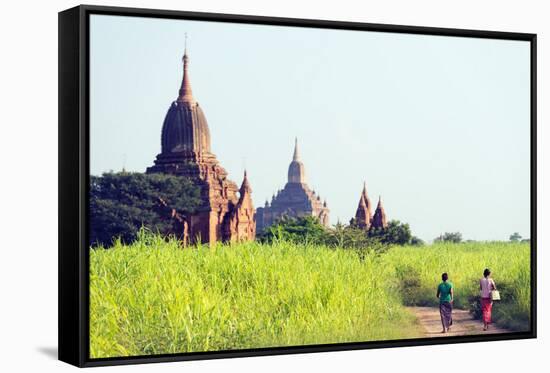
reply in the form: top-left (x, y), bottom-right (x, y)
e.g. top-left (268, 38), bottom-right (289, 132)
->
top-left (58, 5), bottom-right (537, 367)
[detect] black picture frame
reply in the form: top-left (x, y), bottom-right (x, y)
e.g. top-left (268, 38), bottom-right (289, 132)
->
top-left (58, 4), bottom-right (537, 368)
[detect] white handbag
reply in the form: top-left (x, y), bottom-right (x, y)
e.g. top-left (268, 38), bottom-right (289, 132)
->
top-left (491, 290), bottom-right (501, 301)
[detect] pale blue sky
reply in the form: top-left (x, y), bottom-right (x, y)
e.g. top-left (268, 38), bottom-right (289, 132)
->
top-left (90, 15), bottom-right (531, 242)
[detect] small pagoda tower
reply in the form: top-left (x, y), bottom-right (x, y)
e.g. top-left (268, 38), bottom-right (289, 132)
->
top-left (371, 196), bottom-right (388, 229)
top-left (352, 182), bottom-right (373, 229)
top-left (225, 171), bottom-right (256, 242)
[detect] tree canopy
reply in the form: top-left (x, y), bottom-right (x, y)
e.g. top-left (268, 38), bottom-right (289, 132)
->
top-left (259, 216), bottom-right (327, 245)
top-left (509, 232), bottom-right (522, 242)
top-left (434, 232), bottom-right (463, 244)
top-left (259, 216), bottom-right (417, 252)
top-left (89, 172), bottom-right (201, 247)
top-left (369, 220), bottom-right (413, 246)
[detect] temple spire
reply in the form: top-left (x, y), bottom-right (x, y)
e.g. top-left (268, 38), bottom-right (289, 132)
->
top-left (358, 194), bottom-right (367, 209)
top-left (288, 138), bottom-right (306, 183)
top-left (376, 195), bottom-right (385, 213)
top-left (178, 35), bottom-right (194, 103)
top-left (371, 195), bottom-right (388, 229)
top-left (352, 184), bottom-right (372, 230)
top-left (362, 181), bottom-right (372, 208)
top-left (240, 169), bottom-right (251, 194)
top-left (293, 137), bottom-right (300, 161)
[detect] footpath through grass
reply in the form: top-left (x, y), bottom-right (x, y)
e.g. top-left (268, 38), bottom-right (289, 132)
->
top-left (90, 235), bottom-right (530, 358)
top-left (384, 242), bottom-right (531, 331)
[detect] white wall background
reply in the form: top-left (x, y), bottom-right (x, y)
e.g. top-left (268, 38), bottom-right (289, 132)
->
top-left (0, 0), bottom-right (546, 371)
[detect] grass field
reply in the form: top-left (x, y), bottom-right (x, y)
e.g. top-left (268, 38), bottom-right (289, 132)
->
top-left (383, 242), bottom-right (531, 331)
top-left (90, 234), bottom-right (530, 358)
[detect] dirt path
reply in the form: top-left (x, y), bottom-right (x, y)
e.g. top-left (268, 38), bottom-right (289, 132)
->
top-left (408, 306), bottom-right (510, 338)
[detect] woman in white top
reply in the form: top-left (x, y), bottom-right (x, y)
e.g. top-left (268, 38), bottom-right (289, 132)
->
top-left (480, 268), bottom-right (497, 331)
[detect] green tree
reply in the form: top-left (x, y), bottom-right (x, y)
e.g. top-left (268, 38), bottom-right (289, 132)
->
top-left (327, 224), bottom-right (388, 257)
top-left (259, 216), bottom-right (327, 245)
top-left (434, 232), bottom-right (463, 243)
top-left (89, 172), bottom-right (201, 247)
top-left (369, 220), bottom-right (412, 246)
top-left (509, 232), bottom-right (522, 242)
top-left (259, 216), bottom-right (417, 254)
top-left (325, 224), bottom-right (376, 248)
top-left (410, 236), bottom-right (425, 246)
top-left (260, 217), bottom-right (389, 257)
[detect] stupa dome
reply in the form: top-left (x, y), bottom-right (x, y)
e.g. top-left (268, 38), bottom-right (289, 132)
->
top-left (160, 51), bottom-right (211, 154)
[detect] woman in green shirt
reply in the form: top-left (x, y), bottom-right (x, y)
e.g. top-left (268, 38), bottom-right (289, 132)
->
top-left (436, 272), bottom-right (454, 333)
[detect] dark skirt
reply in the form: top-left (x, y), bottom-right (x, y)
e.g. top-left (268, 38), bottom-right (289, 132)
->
top-left (439, 301), bottom-right (453, 329)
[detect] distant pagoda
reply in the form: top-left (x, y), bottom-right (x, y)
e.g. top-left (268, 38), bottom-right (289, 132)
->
top-left (351, 183), bottom-right (388, 230)
top-left (371, 196), bottom-right (388, 229)
top-left (146, 47), bottom-right (255, 244)
top-left (256, 139), bottom-right (330, 234)
top-left (353, 182), bottom-right (373, 229)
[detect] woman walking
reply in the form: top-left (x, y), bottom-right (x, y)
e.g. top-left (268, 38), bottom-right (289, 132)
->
top-left (480, 268), bottom-right (497, 331)
top-left (437, 272), bottom-right (454, 333)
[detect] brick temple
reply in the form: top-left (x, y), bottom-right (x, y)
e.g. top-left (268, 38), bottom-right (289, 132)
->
top-left (351, 183), bottom-right (388, 230)
top-left (255, 139), bottom-right (330, 233)
top-left (144, 48), bottom-right (389, 242)
top-left (146, 49), bottom-right (255, 244)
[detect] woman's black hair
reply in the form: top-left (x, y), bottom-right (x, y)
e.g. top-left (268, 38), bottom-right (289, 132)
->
top-left (442, 273), bottom-right (448, 281)
top-left (484, 268), bottom-right (491, 277)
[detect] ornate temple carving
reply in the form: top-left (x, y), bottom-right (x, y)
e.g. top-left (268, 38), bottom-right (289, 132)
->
top-left (256, 139), bottom-right (330, 233)
top-left (225, 171), bottom-right (256, 242)
top-left (146, 49), bottom-right (255, 245)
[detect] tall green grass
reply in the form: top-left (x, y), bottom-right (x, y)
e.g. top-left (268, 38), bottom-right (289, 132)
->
top-left (90, 236), bottom-right (530, 359)
top-left (90, 234), bottom-right (420, 358)
top-left (383, 242), bottom-right (531, 331)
